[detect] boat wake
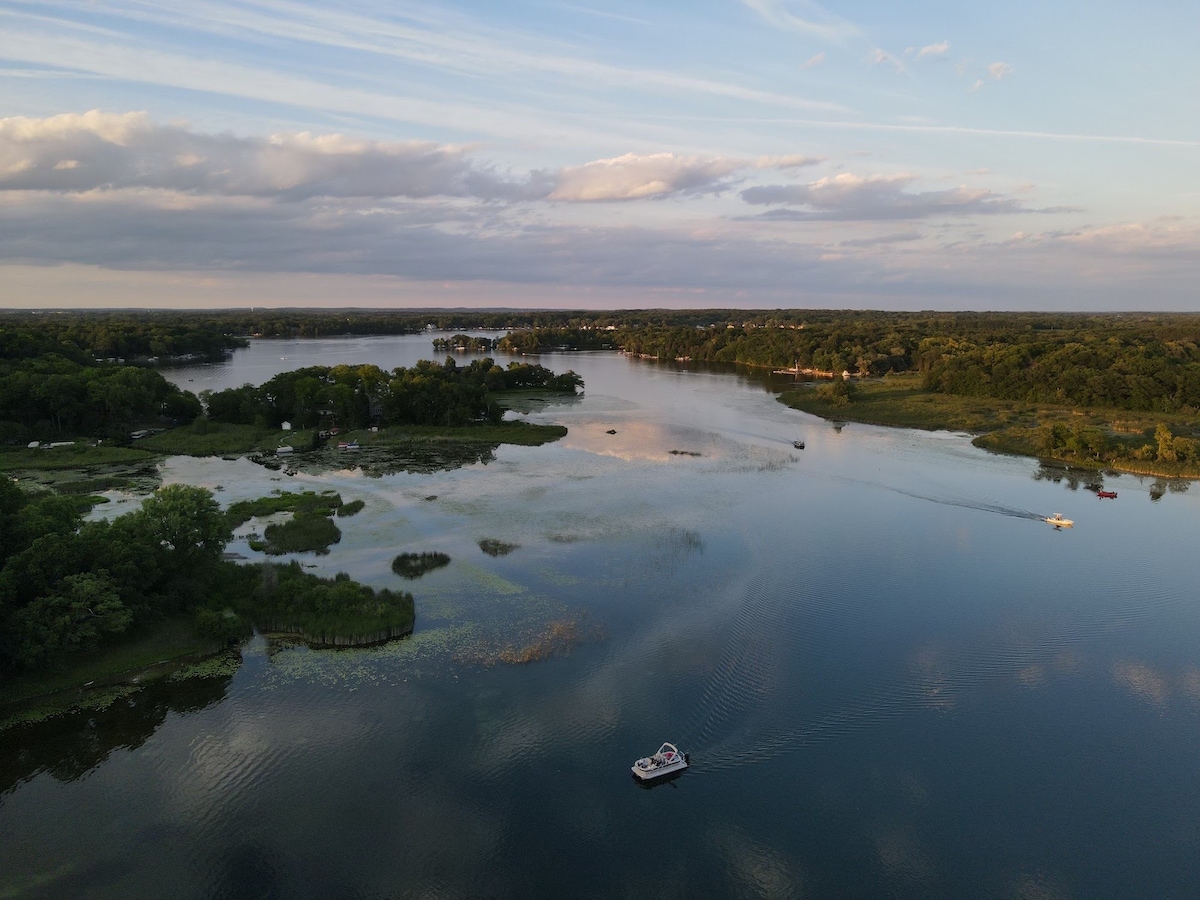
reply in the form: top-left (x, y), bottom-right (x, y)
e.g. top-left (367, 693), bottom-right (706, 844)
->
top-left (827, 473), bottom-right (1044, 521)
top-left (872, 482), bottom-right (1042, 521)
top-left (676, 535), bottom-right (1176, 778)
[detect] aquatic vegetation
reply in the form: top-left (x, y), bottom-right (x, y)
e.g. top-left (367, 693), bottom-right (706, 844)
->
top-left (392, 551), bottom-right (451, 578)
top-left (234, 561), bottom-right (415, 646)
top-left (259, 513), bottom-right (342, 555)
top-left (137, 422), bottom-right (282, 456)
top-left (453, 617), bottom-right (597, 667)
top-left (55, 475), bottom-right (133, 494)
top-left (336, 499), bottom-right (366, 517)
top-left (0, 684), bottom-right (142, 731)
top-left (166, 651), bottom-right (243, 682)
top-left (478, 538), bottom-right (520, 557)
top-left (226, 490), bottom-right (343, 527)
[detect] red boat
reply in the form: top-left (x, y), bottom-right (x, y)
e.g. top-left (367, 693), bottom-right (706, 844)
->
top-left (1096, 490), bottom-right (1117, 499)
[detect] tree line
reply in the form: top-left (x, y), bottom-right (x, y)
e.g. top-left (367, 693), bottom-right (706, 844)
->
top-left (0, 312), bottom-right (246, 361)
top-left (492, 313), bottom-right (1200, 413)
top-left (0, 354), bottom-right (203, 443)
top-left (205, 358), bottom-right (583, 430)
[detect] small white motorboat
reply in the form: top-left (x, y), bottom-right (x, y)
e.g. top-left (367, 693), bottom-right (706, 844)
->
top-left (1045, 513), bottom-right (1074, 528)
top-left (631, 742), bottom-right (688, 782)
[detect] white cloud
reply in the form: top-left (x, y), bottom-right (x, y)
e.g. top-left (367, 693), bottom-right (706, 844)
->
top-left (546, 153), bottom-right (742, 201)
top-left (741, 172), bottom-right (1040, 220)
top-left (0, 112), bottom-right (764, 204)
top-left (0, 111), bottom-right (504, 200)
top-left (916, 42), bottom-right (950, 59)
top-left (870, 49), bottom-right (905, 72)
top-left (988, 62), bottom-right (1014, 80)
top-left (1032, 219), bottom-right (1200, 258)
top-left (800, 52), bottom-right (825, 70)
top-left (755, 154), bottom-right (824, 169)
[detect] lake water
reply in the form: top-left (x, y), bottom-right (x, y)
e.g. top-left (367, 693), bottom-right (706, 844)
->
top-left (3, 335), bottom-right (1200, 899)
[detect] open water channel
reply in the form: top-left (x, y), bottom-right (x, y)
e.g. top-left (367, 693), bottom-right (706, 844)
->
top-left (2, 334), bottom-right (1200, 898)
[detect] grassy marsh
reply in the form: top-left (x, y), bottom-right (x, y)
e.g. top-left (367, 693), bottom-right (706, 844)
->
top-left (0, 616), bottom-right (218, 712)
top-left (138, 422), bottom-right (304, 456)
top-left (781, 374), bottom-right (1200, 478)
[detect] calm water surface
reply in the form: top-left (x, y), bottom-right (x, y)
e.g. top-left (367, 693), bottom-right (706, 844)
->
top-left (3, 335), bottom-right (1199, 899)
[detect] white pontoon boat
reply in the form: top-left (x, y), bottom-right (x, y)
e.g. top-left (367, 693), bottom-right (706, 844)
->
top-left (631, 742), bottom-right (689, 781)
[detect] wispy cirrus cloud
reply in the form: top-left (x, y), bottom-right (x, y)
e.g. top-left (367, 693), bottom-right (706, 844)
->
top-left (0, 2), bottom-right (849, 145)
top-left (840, 230), bottom-right (925, 247)
top-left (738, 0), bottom-right (859, 42)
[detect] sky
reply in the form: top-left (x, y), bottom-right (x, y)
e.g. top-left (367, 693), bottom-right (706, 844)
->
top-left (0, 0), bottom-right (1197, 310)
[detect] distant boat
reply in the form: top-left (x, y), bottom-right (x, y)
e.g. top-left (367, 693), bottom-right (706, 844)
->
top-left (275, 445), bottom-right (294, 456)
top-left (1045, 513), bottom-right (1074, 528)
top-left (631, 742), bottom-right (689, 782)
top-left (1096, 490), bottom-right (1117, 499)
top-left (793, 439), bottom-right (805, 450)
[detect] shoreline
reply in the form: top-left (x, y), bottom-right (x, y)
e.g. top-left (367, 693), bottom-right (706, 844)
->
top-left (779, 375), bottom-right (1200, 481)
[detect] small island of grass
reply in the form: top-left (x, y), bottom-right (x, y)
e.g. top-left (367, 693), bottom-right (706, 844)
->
top-left (252, 513), bottom-right (342, 555)
top-left (392, 551), bottom-right (451, 578)
top-left (479, 538), bottom-right (520, 557)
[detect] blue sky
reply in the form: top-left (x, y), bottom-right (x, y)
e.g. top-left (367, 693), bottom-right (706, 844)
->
top-left (0, 0), bottom-right (1197, 309)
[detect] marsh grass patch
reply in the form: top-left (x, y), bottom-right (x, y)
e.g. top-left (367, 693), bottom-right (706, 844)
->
top-left (479, 538), bottom-right (520, 557)
top-left (392, 551), bottom-right (451, 578)
top-left (259, 513), bottom-right (342, 555)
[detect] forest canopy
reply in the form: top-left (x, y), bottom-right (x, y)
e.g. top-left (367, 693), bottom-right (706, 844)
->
top-left (204, 357), bottom-right (583, 430)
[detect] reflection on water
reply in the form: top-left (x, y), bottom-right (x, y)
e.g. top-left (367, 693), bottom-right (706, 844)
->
top-left (0, 662), bottom-right (237, 798)
top-left (4, 334), bottom-right (1200, 898)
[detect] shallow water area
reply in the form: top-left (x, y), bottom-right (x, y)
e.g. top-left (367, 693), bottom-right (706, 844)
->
top-left (3, 334), bottom-right (1200, 898)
